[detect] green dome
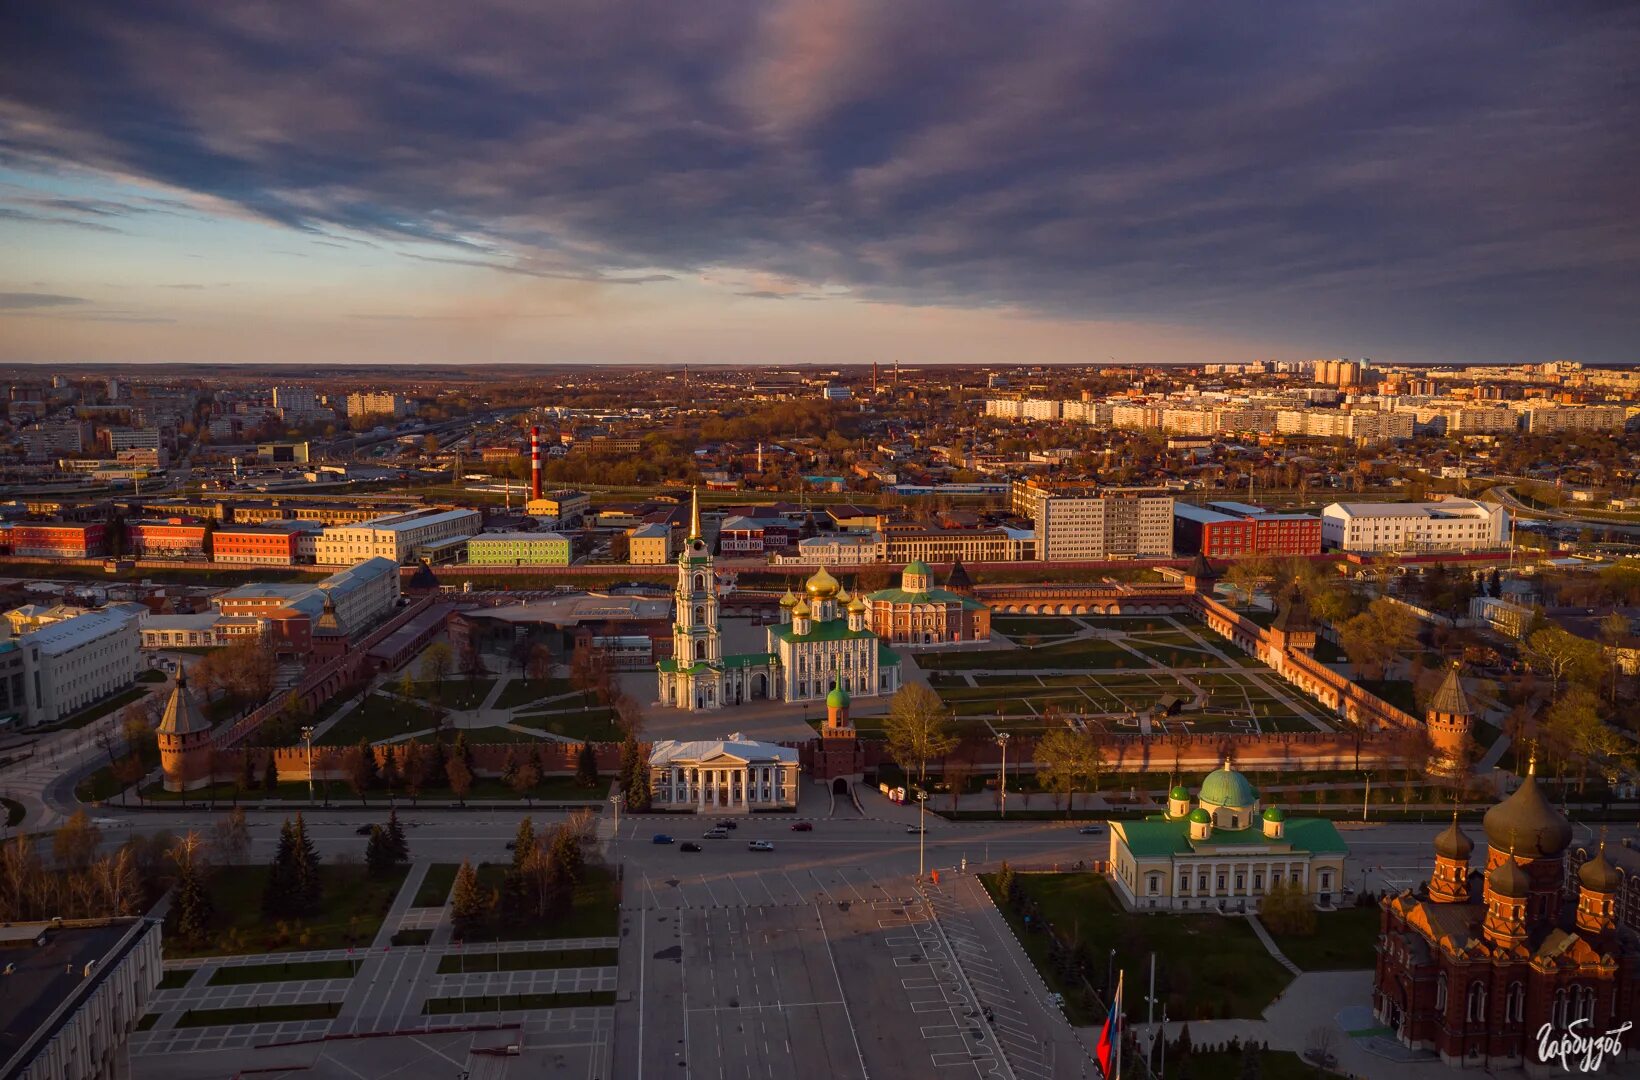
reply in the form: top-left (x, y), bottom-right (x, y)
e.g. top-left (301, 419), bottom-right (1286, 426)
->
top-left (1262, 807), bottom-right (1285, 822)
top-left (1169, 785), bottom-right (1190, 800)
top-left (1187, 808), bottom-right (1211, 824)
top-left (826, 685), bottom-right (850, 709)
top-left (904, 559), bottom-right (932, 576)
top-left (1199, 764), bottom-right (1258, 809)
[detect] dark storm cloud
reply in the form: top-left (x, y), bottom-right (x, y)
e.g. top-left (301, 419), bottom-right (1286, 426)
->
top-left (1, 0), bottom-right (1637, 357)
top-left (0, 292), bottom-right (90, 309)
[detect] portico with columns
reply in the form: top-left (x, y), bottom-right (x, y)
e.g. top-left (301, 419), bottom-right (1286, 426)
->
top-left (647, 735), bottom-right (800, 813)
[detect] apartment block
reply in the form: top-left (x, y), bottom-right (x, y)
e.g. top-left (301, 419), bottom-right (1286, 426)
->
top-left (1320, 499), bottom-right (1508, 554)
top-left (1011, 481), bottom-right (1173, 560)
top-left (314, 508), bottom-right (481, 565)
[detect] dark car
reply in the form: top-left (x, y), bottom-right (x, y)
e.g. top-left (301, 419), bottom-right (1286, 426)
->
top-left (905, 826), bottom-right (925, 835)
top-left (790, 821), bottom-right (814, 832)
top-left (354, 825), bottom-right (373, 836)
top-left (1078, 825), bottom-right (1105, 835)
top-left (652, 834), bottom-right (675, 845)
top-left (718, 820), bottom-right (738, 830)
top-left (680, 842), bottom-right (702, 852)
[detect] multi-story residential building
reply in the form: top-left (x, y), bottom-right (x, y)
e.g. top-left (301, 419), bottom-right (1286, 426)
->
top-left (1110, 404), bottom-right (1163, 431)
top-left (1010, 481), bottom-right (1173, 560)
top-left (210, 522), bottom-right (308, 564)
top-left (21, 421), bottom-right (90, 462)
top-left (99, 427), bottom-right (162, 453)
top-left (626, 523), bottom-right (672, 564)
top-left (271, 386), bottom-right (324, 423)
top-left (1519, 404), bottom-right (1629, 434)
top-left (6, 522), bottom-right (107, 559)
top-left (1173, 503), bottom-right (1322, 559)
top-left (1320, 499), bottom-right (1509, 554)
top-left (1021, 398), bottom-right (1062, 421)
top-left (983, 398), bottom-right (1024, 420)
top-left (466, 532), bottom-right (572, 566)
top-left (0, 917), bottom-right (162, 1080)
top-left (314, 508), bottom-right (481, 565)
top-left (125, 518), bottom-right (208, 559)
top-left (228, 501), bottom-right (420, 526)
top-left (2, 607), bottom-right (140, 726)
top-left (525, 490), bottom-right (590, 526)
top-left (212, 557), bottom-right (400, 645)
top-left (345, 391), bottom-right (408, 420)
top-left (717, 515), bottom-right (767, 555)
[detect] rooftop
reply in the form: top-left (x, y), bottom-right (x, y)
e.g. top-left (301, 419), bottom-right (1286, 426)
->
top-left (19, 609), bottom-right (134, 655)
top-left (0, 919), bottom-right (155, 1077)
top-left (650, 736), bottom-right (798, 766)
top-left (468, 531), bottom-right (568, 543)
top-left (1116, 816), bottom-right (1347, 859)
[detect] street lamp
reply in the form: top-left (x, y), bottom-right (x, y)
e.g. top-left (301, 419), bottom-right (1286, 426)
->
top-left (300, 726), bottom-right (315, 804)
top-left (916, 789), bottom-right (928, 879)
top-left (1362, 770), bottom-right (1372, 823)
top-left (996, 732), bottom-right (1011, 819)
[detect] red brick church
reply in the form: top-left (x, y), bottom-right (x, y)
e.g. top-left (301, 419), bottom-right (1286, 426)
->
top-left (1374, 759), bottom-right (1638, 1071)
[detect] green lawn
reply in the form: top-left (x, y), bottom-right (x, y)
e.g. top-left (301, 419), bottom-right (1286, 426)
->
top-left (392, 929), bottom-right (433, 946)
top-left (137, 668), bottom-right (169, 683)
top-left (157, 970), bottom-right (194, 989)
top-left (447, 725), bottom-right (555, 744)
top-left (992, 617), bottom-right (1087, 638)
top-left (458, 863), bottom-right (619, 942)
top-left (136, 1013), bottom-right (160, 1031)
top-left (423, 990), bottom-right (615, 1014)
top-left (980, 873), bottom-right (1292, 1021)
top-left (494, 678), bottom-right (576, 709)
top-left (1359, 680), bottom-right (1417, 714)
top-left (511, 707), bottom-right (621, 742)
top-left (41, 686), bottom-right (152, 731)
top-left (173, 1002), bottom-right (341, 1027)
top-left (165, 863), bottom-right (409, 958)
top-left (208, 958), bottom-right (359, 985)
top-left (1267, 906), bottom-right (1382, 971)
top-left (416, 863), bottom-right (460, 906)
top-left (315, 694), bottom-right (441, 745)
top-left (435, 947), bottom-right (616, 974)
top-left (418, 679), bottom-right (496, 709)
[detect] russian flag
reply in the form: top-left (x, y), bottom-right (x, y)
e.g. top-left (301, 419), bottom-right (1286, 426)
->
top-left (1095, 970), bottom-right (1123, 1078)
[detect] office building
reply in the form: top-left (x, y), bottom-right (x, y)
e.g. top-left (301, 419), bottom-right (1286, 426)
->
top-left (626, 523), bottom-right (672, 564)
top-left (466, 532), bottom-right (572, 566)
top-left (1173, 503), bottom-right (1322, 559)
top-left (1, 607), bottom-right (140, 726)
top-left (314, 508), bottom-right (481, 565)
top-left (7, 522), bottom-right (106, 559)
top-left (525, 490), bottom-right (590, 526)
top-left (1320, 500), bottom-right (1508, 554)
top-left (1011, 481), bottom-right (1173, 560)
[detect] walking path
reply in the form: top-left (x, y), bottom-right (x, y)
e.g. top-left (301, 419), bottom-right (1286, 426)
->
top-left (1243, 913), bottom-right (1302, 975)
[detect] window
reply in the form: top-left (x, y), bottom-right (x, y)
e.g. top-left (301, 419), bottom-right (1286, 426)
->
top-left (1217, 874), bottom-right (1227, 891)
top-left (1506, 982), bottom-right (1524, 1024)
top-left (1435, 973), bottom-right (1448, 1011)
top-left (1466, 983), bottom-right (1486, 1023)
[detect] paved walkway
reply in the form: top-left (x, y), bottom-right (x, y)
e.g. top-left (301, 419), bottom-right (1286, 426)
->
top-left (1243, 913), bottom-right (1302, 975)
top-left (372, 861), bottom-right (430, 949)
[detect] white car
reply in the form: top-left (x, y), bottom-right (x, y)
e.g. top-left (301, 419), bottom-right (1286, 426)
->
top-left (747, 840), bottom-right (775, 852)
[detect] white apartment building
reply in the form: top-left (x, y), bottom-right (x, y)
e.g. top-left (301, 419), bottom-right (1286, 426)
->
top-left (771, 533), bottom-right (886, 566)
top-left (1519, 404), bottom-right (1629, 434)
top-left (1320, 499), bottom-right (1508, 554)
top-left (1021, 398), bottom-right (1062, 421)
top-left (2, 607), bottom-right (141, 726)
top-left (1011, 482), bottom-right (1173, 560)
top-left (984, 398), bottom-right (1024, 420)
top-left (315, 508), bottom-right (482, 565)
top-left (104, 427), bottom-right (162, 452)
top-left (346, 391), bottom-right (409, 420)
top-left (1110, 404), bottom-right (1163, 432)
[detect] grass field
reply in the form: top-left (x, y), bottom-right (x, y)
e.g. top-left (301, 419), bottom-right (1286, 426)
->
top-left (494, 678), bottom-right (576, 709)
top-left (457, 863), bottom-right (619, 942)
top-left (423, 990), bottom-right (615, 1014)
top-left (1267, 906), bottom-right (1382, 971)
top-left (511, 707), bottom-right (622, 741)
top-left (166, 864), bottom-right (409, 959)
top-left (1168, 1049), bottom-right (1339, 1079)
top-left (415, 863), bottom-right (460, 907)
top-left (315, 694), bottom-right (441, 745)
top-left (991, 616), bottom-right (1087, 639)
top-left (434, 947), bottom-right (617, 974)
top-left (174, 1002), bottom-right (341, 1027)
top-left (208, 958), bottom-right (359, 985)
top-left (157, 970), bottom-right (194, 990)
top-left (40, 686), bottom-right (153, 732)
top-left (981, 873), bottom-right (1292, 1021)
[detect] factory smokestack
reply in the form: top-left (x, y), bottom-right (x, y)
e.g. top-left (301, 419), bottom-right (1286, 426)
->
top-left (530, 426), bottom-right (542, 500)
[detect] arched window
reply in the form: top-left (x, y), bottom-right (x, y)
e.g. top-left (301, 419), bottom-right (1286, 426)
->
top-left (1466, 982), bottom-right (1486, 1023)
top-left (1435, 973), bottom-right (1448, 1012)
top-left (694, 606), bottom-right (705, 623)
top-left (1553, 989), bottom-right (1567, 1029)
top-left (694, 573), bottom-right (706, 591)
top-left (1506, 982), bottom-right (1524, 1024)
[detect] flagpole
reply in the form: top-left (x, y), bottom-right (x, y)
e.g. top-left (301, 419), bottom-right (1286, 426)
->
top-left (1114, 970), bottom-right (1124, 1079)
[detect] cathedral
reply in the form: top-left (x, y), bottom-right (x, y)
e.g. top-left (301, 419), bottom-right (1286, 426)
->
top-left (1374, 758), bottom-right (1638, 1071)
top-left (655, 491), bottom-right (901, 711)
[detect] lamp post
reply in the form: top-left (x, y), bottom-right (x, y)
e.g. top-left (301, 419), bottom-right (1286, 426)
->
top-left (301, 726), bottom-right (315, 805)
top-left (610, 791), bottom-right (622, 870)
top-left (1362, 770), bottom-right (1372, 823)
top-left (996, 732), bottom-right (1010, 819)
top-left (917, 789), bottom-right (928, 879)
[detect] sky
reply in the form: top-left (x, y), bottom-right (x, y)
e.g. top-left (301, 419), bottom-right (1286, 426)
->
top-left (0, 1), bottom-right (1636, 367)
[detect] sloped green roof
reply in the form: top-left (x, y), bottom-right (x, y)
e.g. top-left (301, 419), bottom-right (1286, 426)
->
top-left (826, 685), bottom-right (850, 709)
top-left (1200, 766), bottom-right (1259, 808)
top-left (1115, 816), bottom-right (1346, 859)
top-left (769, 618), bottom-right (877, 644)
top-left (878, 644), bottom-right (902, 667)
top-left (1187, 808), bottom-right (1211, 824)
top-left (722, 652), bottom-right (775, 668)
top-left (867, 586), bottom-right (984, 609)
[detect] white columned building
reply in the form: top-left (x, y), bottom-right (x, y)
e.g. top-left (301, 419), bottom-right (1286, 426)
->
top-left (648, 736), bottom-right (800, 813)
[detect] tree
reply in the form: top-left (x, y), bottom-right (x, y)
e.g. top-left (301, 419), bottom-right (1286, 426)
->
top-left (1524, 625), bottom-right (1604, 698)
top-left (419, 641), bottom-right (455, 697)
top-left (401, 741), bottom-right (425, 804)
top-left (262, 753), bottom-right (279, 792)
top-left (575, 742), bottom-right (599, 788)
top-left (238, 749), bottom-right (257, 802)
top-left (545, 822), bottom-right (584, 886)
top-left (380, 744), bottom-right (399, 797)
top-left (291, 813), bottom-right (322, 915)
top-left (214, 806), bottom-right (250, 864)
top-left (882, 683), bottom-right (959, 783)
top-left (995, 861), bottom-right (1015, 904)
top-left (446, 755), bottom-right (473, 806)
top-left (365, 825), bottom-right (396, 878)
top-left (620, 733), bottom-right (651, 811)
top-left (1337, 597), bottom-right (1417, 681)
top-left (1259, 880), bottom-right (1315, 936)
top-left (263, 818), bottom-right (297, 918)
top-left (1034, 727), bottom-right (1084, 814)
top-left (53, 810), bottom-right (102, 872)
top-left (386, 808), bottom-right (409, 863)
top-left (512, 755), bottom-right (541, 804)
top-left (943, 758), bottom-right (974, 811)
top-left (500, 749), bottom-right (519, 789)
top-left (450, 859), bottom-right (486, 938)
top-left (1545, 687), bottom-right (1625, 793)
top-left (170, 831), bottom-right (214, 947)
top-left (347, 739), bottom-right (379, 804)
top-left (460, 639), bottom-right (486, 679)
top-left (1599, 611), bottom-right (1630, 705)
top-left (1239, 1039), bottom-right (1262, 1080)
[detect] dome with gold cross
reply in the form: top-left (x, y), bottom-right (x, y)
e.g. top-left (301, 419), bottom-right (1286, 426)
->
top-left (804, 566), bottom-right (840, 598)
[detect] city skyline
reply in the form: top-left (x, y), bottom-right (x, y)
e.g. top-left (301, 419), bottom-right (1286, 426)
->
top-left (2, 2), bottom-right (1638, 366)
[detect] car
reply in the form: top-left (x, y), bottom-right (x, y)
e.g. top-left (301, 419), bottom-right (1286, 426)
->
top-left (703, 828), bottom-right (729, 839)
top-left (354, 825), bottom-right (373, 836)
top-left (717, 820), bottom-right (738, 830)
top-left (651, 834), bottom-right (675, 845)
top-left (1078, 825), bottom-right (1105, 835)
top-left (790, 821), bottom-right (813, 832)
top-left (680, 842), bottom-right (702, 852)
top-left (747, 840), bottom-right (775, 852)
top-left (905, 826), bottom-right (925, 835)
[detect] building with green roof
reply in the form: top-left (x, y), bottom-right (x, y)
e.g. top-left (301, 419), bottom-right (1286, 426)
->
top-left (864, 562), bottom-right (992, 645)
top-left (1107, 759), bottom-right (1348, 913)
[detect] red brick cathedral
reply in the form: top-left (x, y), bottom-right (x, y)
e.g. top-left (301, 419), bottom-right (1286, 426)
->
top-left (1375, 762), bottom-right (1638, 1071)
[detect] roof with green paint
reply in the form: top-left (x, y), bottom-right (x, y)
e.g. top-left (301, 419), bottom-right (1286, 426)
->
top-left (769, 618), bottom-right (878, 644)
top-left (1115, 815), bottom-right (1346, 859)
top-left (1187, 808), bottom-right (1211, 824)
top-left (865, 586), bottom-right (987, 609)
top-left (904, 559), bottom-right (932, 575)
top-left (1199, 765), bottom-right (1259, 808)
top-left (826, 685), bottom-right (850, 708)
top-left (1262, 807), bottom-right (1285, 821)
top-left (1169, 785), bottom-right (1190, 800)
top-left (878, 644), bottom-right (902, 667)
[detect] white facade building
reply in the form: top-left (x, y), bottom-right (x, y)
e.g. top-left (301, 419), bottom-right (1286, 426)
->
top-left (1320, 500), bottom-right (1508, 554)
top-left (345, 391), bottom-right (408, 420)
top-left (647, 736), bottom-right (800, 813)
top-left (314, 509), bottom-right (481, 565)
top-left (3, 607), bottom-right (141, 726)
top-left (771, 533), bottom-right (886, 566)
top-left (1011, 483), bottom-right (1173, 560)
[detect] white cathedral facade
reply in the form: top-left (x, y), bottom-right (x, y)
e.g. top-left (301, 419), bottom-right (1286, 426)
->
top-left (656, 492), bottom-right (900, 712)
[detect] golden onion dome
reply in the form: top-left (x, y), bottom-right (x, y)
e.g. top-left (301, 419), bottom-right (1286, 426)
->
top-left (805, 566), bottom-right (840, 598)
top-left (836, 585), bottom-right (851, 604)
top-left (778, 588), bottom-right (798, 608)
top-left (792, 598), bottom-right (812, 617)
top-left (847, 595), bottom-right (866, 613)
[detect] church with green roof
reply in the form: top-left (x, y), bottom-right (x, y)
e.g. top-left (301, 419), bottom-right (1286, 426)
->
top-left (863, 560), bottom-right (991, 645)
top-left (1106, 758), bottom-right (1348, 912)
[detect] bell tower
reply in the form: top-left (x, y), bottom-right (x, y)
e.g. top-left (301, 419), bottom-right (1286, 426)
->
top-left (672, 488), bottom-right (720, 670)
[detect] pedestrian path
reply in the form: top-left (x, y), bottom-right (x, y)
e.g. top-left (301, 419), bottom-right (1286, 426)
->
top-left (1244, 913), bottom-right (1303, 975)
top-left (372, 861), bottom-right (431, 949)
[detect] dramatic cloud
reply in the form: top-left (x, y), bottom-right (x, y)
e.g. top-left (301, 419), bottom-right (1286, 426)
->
top-left (1, 1), bottom-right (1637, 359)
top-left (0, 292), bottom-right (89, 309)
